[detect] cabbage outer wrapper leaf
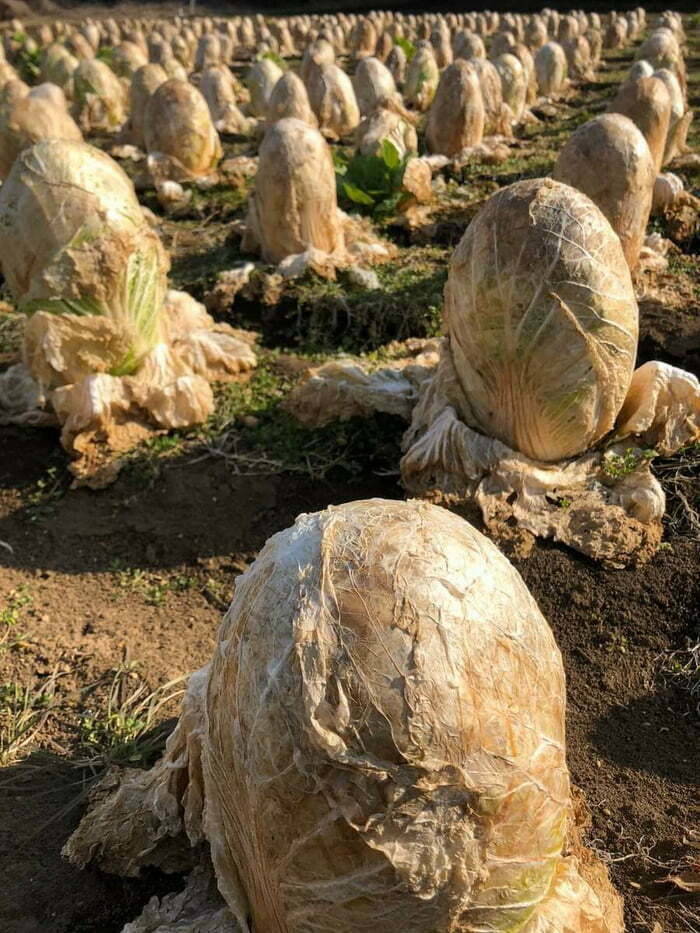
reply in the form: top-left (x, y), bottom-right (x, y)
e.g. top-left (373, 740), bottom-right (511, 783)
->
top-left (284, 339), bottom-right (441, 426)
top-left (283, 345), bottom-right (698, 564)
top-left (144, 80), bottom-right (223, 183)
top-left (443, 179), bottom-right (638, 462)
top-left (22, 241), bottom-right (167, 378)
top-left (401, 346), bottom-right (699, 565)
top-left (65, 498), bottom-right (622, 932)
top-left (0, 94), bottom-right (83, 180)
top-left (72, 60), bottom-right (128, 132)
top-left (0, 291), bottom-right (257, 486)
top-left (122, 864), bottom-right (235, 933)
top-left (0, 141), bottom-right (170, 376)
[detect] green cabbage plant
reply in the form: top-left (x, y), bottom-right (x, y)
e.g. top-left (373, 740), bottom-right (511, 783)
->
top-left (335, 138), bottom-right (410, 216)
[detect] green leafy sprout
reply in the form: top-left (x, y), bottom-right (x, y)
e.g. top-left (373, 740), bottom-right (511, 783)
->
top-left (335, 139), bottom-right (410, 217)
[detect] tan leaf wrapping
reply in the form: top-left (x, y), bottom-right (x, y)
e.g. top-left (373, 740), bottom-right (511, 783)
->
top-left (616, 360), bottom-right (700, 455)
top-left (284, 340), bottom-right (440, 426)
top-left (356, 100), bottom-right (417, 159)
top-left (266, 71), bottom-right (317, 127)
top-left (553, 114), bottom-right (656, 271)
top-left (118, 64), bottom-right (168, 150)
top-left (441, 178), bottom-right (638, 463)
top-left (494, 53), bottom-right (528, 123)
top-left (534, 42), bottom-right (568, 98)
top-left (352, 56), bottom-right (397, 116)
top-left (404, 42), bottom-right (440, 111)
top-left (608, 76), bottom-right (671, 173)
top-left (425, 61), bottom-right (485, 157)
top-left (307, 63), bottom-right (361, 140)
top-left (201, 66), bottom-right (253, 135)
top-left (64, 666), bottom-right (209, 875)
top-left (400, 348), bottom-right (699, 564)
top-left (0, 291), bottom-right (257, 485)
top-left (71, 59), bottom-right (127, 134)
top-left (145, 79), bottom-right (223, 183)
top-left (470, 57), bottom-right (513, 136)
top-left (242, 118), bottom-right (345, 265)
top-left (0, 91), bottom-right (82, 180)
top-left (65, 499), bottom-right (623, 932)
top-left (123, 864), bottom-right (236, 933)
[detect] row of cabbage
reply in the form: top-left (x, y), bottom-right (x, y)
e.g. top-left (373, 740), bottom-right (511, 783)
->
top-left (0, 8), bottom-right (696, 933)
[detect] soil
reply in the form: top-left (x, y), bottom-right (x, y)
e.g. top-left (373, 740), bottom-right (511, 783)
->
top-left (0, 12), bottom-right (699, 933)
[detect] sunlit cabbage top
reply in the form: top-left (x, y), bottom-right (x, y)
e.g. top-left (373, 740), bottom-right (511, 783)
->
top-left (0, 139), bottom-right (168, 375)
top-left (444, 177), bottom-right (639, 461)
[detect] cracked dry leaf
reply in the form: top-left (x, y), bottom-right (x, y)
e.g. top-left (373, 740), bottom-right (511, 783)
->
top-left (65, 499), bottom-right (623, 933)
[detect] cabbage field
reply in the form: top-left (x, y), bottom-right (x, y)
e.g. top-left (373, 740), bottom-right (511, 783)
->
top-left (0, 5), bottom-right (698, 933)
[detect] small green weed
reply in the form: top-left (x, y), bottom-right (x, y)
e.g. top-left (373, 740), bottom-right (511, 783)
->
top-left (113, 566), bottom-right (196, 606)
top-left (394, 37), bottom-right (415, 61)
top-left (0, 586), bottom-right (31, 650)
top-left (602, 448), bottom-right (656, 481)
top-left (77, 663), bottom-right (185, 769)
top-left (13, 34), bottom-right (41, 82)
top-left (0, 671), bottom-right (63, 766)
top-left (25, 467), bottom-right (67, 524)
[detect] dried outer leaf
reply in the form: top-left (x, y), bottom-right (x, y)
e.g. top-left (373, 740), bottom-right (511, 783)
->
top-left (128, 347), bottom-right (214, 430)
top-left (615, 360), bottom-right (700, 455)
top-left (402, 400), bottom-right (665, 567)
top-left (307, 63), bottom-right (360, 140)
top-left (71, 59), bottom-right (127, 133)
top-left (653, 68), bottom-right (690, 164)
top-left (243, 118), bottom-right (345, 265)
top-left (400, 157), bottom-right (432, 205)
top-left (534, 42), bottom-right (568, 98)
top-left (23, 311), bottom-right (134, 390)
top-left (425, 61), bottom-right (485, 157)
top-left (164, 289), bottom-right (257, 380)
top-left (553, 114), bottom-right (655, 271)
top-left (0, 362), bottom-right (54, 426)
top-left (352, 56), bottom-right (397, 116)
top-left (470, 58), bottom-right (511, 136)
top-left (64, 666), bottom-right (209, 875)
top-left (53, 372), bottom-right (155, 487)
top-left (608, 76), bottom-right (672, 173)
top-left (205, 264), bottom-right (257, 314)
top-left (201, 499), bottom-right (621, 931)
top-left (0, 93), bottom-right (82, 180)
top-left (10, 291), bottom-right (256, 484)
top-left (123, 863), bottom-right (237, 933)
top-left (65, 498), bottom-right (624, 931)
top-left (286, 365), bottom-right (415, 425)
top-left (404, 43), bottom-right (440, 112)
top-left (442, 178), bottom-right (638, 462)
top-left (563, 35), bottom-right (595, 82)
top-left (356, 103), bottom-right (417, 159)
top-left (652, 171), bottom-right (685, 214)
top-left (494, 53), bottom-right (528, 123)
top-left (0, 140), bottom-right (170, 375)
top-left (247, 58), bottom-right (283, 118)
top-left (266, 71), bottom-right (317, 127)
top-left (145, 79), bottom-right (222, 181)
top-left (118, 64), bottom-right (168, 149)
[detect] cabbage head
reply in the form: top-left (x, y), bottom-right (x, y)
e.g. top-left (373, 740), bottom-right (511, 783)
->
top-left (0, 139), bottom-right (169, 378)
top-left (64, 497), bottom-right (623, 932)
top-left (443, 177), bottom-right (638, 461)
